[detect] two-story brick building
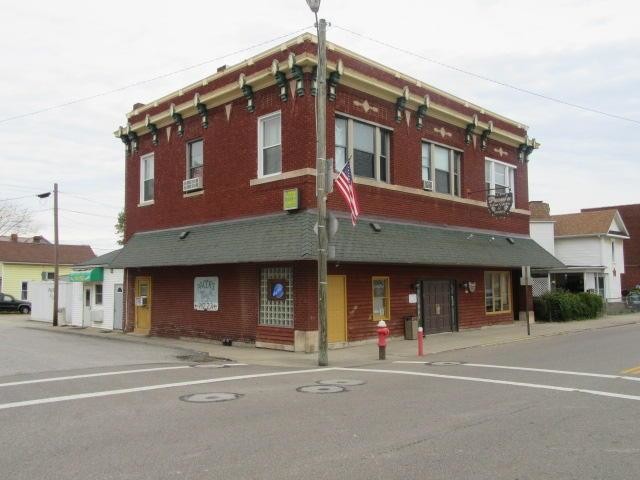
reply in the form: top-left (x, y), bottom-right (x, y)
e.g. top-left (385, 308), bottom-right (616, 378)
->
top-left (111, 34), bottom-right (560, 351)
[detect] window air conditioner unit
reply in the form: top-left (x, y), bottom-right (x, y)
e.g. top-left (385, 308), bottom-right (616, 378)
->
top-left (183, 176), bottom-right (202, 193)
top-left (422, 179), bottom-right (434, 191)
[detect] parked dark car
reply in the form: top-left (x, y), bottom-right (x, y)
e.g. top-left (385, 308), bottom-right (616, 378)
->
top-left (0, 293), bottom-right (31, 314)
top-left (627, 292), bottom-right (640, 311)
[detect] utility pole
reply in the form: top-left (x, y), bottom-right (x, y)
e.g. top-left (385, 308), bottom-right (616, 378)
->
top-left (53, 183), bottom-right (59, 327)
top-left (306, 0), bottom-right (328, 366)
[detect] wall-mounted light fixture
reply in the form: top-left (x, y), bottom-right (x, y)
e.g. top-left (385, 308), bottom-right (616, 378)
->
top-left (416, 94), bottom-right (430, 130)
top-left (238, 73), bottom-right (255, 112)
top-left (169, 103), bottom-right (184, 136)
top-left (271, 59), bottom-right (288, 102)
top-left (193, 93), bottom-right (208, 128)
top-left (460, 281), bottom-right (477, 294)
top-left (465, 114), bottom-right (478, 145)
top-left (288, 53), bottom-right (305, 96)
top-left (395, 86), bottom-right (410, 123)
top-left (480, 120), bottom-right (493, 151)
top-left (327, 59), bottom-right (343, 101)
top-left (118, 126), bottom-right (132, 154)
top-left (145, 114), bottom-right (159, 146)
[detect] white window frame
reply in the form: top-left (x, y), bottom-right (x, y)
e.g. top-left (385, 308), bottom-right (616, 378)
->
top-left (94, 283), bottom-right (103, 306)
top-left (485, 157), bottom-right (516, 197)
top-left (335, 115), bottom-right (391, 183)
top-left (139, 153), bottom-right (155, 204)
top-left (421, 141), bottom-right (462, 196)
top-left (257, 111), bottom-right (282, 178)
top-left (484, 271), bottom-right (512, 314)
top-left (186, 139), bottom-right (204, 181)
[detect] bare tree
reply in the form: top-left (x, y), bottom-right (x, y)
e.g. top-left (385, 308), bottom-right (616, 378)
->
top-left (0, 203), bottom-right (34, 237)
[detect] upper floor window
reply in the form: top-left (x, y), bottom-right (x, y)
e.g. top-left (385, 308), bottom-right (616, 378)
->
top-left (485, 158), bottom-right (515, 196)
top-left (335, 116), bottom-right (390, 182)
top-left (258, 112), bottom-right (281, 177)
top-left (421, 142), bottom-right (461, 196)
top-left (187, 140), bottom-right (203, 181)
top-left (140, 153), bottom-right (154, 203)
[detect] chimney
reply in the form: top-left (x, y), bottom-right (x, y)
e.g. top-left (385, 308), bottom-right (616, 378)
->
top-left (529, 201), bottom-right (551, 220)
top-left (10, 233), bottom-right (18, 242)
top-left (32, 235), bottom-right (42, 244)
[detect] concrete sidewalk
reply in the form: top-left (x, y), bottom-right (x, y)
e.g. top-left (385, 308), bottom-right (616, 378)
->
top-left (15, 312), bottom-right (640, 368)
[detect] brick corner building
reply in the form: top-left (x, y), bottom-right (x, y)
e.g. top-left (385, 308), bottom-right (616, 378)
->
top-left (110, 34), bottom-right (560, 351)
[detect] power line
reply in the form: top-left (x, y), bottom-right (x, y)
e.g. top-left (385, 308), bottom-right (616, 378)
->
top-left (59, 191), bottom-right (121, 210)
top-left (59, 208), bottom-right (114, 219)
top-left (0, 194), bottom-right (36, 202)
top-left (333, 24), bottom-right (640, 126)
top-left (0, 25), bottom-right (313, 125)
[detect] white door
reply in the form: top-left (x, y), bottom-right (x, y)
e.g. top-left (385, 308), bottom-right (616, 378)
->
top-left (83, 287), bottom-right (91, 327)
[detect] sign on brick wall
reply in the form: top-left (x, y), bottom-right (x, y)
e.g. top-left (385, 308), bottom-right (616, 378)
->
top-left (194, 276), bottom-right (219, 311)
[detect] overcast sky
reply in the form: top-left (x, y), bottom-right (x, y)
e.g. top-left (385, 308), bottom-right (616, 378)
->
top-left (1, 0), bottom-right (638, 254)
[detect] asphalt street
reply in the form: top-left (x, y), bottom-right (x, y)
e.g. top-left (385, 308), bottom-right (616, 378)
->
top-left (2, 316), bottom-right (640, 479)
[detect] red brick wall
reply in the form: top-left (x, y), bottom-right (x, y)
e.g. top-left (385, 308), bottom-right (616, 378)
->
top-left (123, 261), bottom-right (521, 345)
top-left (582, 204), bottom-right (640, 291)
top-left (124, 43), bottom-right (531, 241)
top-left (329, 264), bottom-right (518, 341)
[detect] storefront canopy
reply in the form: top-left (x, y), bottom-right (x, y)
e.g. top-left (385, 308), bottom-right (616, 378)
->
top-left (68, 268), bottom-right (104, 282)
top-left (110, 211), bottom-right (563, 270)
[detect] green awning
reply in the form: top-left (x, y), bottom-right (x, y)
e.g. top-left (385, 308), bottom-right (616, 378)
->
top-left (68, 268), bottom-right (104, 282)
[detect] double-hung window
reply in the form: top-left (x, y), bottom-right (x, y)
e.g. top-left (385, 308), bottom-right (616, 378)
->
top-left (187, 140), bottom-right (203, 181)
top-left (140, 153), bottom-right (154, 203)
top-left (372, 277), bottom-right (391, 321)
top-left (484, 271), bottom-right (511, 314)
top-left (485, 158), bottom-right (515, 196)
top-left (421, 142), bottom-right (461, 195)
top-left (258, 112), bottom-right (281, 177)
top-left (335, 116), bottom-right (390, 182)
top-left (95, 284), bottom-right (103, 305)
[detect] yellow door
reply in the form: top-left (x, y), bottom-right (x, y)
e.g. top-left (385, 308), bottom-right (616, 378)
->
top-left (134, 276), bottom-right (152, 334)
top-left (328, 275), bottom-right (347, 343)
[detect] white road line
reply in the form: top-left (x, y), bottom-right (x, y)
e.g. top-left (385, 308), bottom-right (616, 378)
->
top-left (393, 361), bottom-right (640, 382)
top-left (0, 363), bottom-right (247, 388)
top-left (337, 367), bottom-right (640, 402)
top-left (0, 368), bottom-right (333, 411)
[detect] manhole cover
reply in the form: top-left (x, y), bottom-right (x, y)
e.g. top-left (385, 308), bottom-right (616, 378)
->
top-left (427, 361), bottom-right (463, 366)
top-left (316, 379), bottom-right (365, 386)
top-left (179, 392), bottom-right (242, 403)
top-left (297, 385), bottom-right (346, 394)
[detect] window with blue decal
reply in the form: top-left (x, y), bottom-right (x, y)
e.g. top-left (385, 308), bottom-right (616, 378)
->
top-left (269, 280), bottom-right (287, 301)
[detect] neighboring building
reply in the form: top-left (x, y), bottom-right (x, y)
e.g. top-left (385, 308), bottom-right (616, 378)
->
top-left (583, 204), bottom-right (640, 293)
top-left (529, 201), bottom-right (629, 303)
top-left (29, 249), bottom-right (124, 330)
top-left (0, 234), bottom-right (95, 299)
top-left (111, 34), bottom-right (560, 351)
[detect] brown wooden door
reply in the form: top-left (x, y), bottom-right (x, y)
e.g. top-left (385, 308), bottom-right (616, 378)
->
top-left (134, 276), bottom-right (152, 334)
top-left (421, 280), bottom-right (454, 334)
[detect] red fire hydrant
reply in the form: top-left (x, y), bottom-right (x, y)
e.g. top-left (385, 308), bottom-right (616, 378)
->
top-left (377, 320), bottom-right (390, 360)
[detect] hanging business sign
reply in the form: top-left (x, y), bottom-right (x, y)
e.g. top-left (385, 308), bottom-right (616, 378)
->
top-left (194, 276), bottom-right (219, 311)
top-left (487, 191), bottom-right (513, 217)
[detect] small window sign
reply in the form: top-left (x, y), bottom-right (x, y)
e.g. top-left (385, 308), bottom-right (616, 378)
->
top-left (194, 276), bottom-right (219, 311)
top-left (283, 188), bottom-right (299, 211)
top-left (268, 279), bottom-right (288, 301)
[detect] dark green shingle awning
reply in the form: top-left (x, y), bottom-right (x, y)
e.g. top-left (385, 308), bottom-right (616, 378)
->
top-left (110, 211), bottom-right (563, 269)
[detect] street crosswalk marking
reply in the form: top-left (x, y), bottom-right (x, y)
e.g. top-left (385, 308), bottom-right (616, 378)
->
top-left (394, 361), bottom-right (640, 382)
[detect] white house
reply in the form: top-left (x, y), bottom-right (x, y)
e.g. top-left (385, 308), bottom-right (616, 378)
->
top-left (530, 201), bottom-right (629, 304)
top-left (29, 249), bottom-right (124, 330)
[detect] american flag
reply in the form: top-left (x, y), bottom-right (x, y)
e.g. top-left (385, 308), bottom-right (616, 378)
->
top-left (335, 162), bottom-right (360, 226)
